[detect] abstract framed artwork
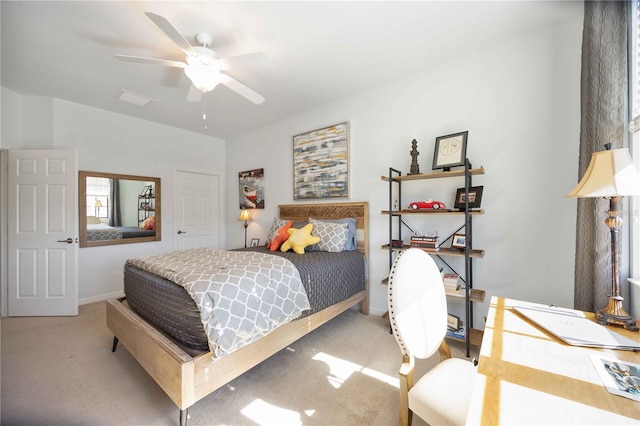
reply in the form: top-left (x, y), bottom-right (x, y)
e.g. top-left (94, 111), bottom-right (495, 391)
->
top-left (432, 131), bottom-right (468, 171)
top-left (293, 122), bottom-right (349, 199)
top-left (238, 168), bottom-right (265, 209)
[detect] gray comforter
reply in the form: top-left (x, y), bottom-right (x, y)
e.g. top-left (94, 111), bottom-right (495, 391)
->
top-left (126, 248), bottom-right (310, 359)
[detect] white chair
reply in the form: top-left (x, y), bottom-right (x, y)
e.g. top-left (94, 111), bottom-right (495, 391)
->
top-left (387, 248), bottom-right (476, 426)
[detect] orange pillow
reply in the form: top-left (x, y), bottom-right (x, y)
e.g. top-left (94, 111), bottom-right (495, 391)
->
top-left (267, 221), bottom-right (292, 251)
top-left (142, 216), bottom-right (156, 230)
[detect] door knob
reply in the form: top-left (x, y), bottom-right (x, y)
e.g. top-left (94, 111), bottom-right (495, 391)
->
top-left (57, 238), bottom-right (73, 244)
top-left (177, 230), bottom-right (187, 234)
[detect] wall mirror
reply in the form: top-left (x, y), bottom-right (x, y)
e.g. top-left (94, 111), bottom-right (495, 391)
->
top-left (79, 171), bottom-right (161, 248)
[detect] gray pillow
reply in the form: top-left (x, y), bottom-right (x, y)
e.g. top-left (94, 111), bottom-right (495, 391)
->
top-left (265, 219), bottom-right (289, 244)
top-left (309, 217), bottom-right (357, 250)
top-left (309, 220), bottom-right (350, 252)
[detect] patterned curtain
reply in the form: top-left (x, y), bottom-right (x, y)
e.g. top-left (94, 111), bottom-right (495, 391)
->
top-left (574, 1), bottom-right (628, 311)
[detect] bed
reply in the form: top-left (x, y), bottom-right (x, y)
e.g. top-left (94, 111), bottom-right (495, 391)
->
top-left (106, 202), bottom-right (369, 425)
top-left (87, 223), bottom-right (155, 241)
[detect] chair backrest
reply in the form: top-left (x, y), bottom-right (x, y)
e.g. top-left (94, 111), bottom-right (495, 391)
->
top-left (388, 248), bottom-right (447, 359)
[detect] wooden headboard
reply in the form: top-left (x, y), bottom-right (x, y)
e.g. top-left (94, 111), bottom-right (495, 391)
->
top-left (278, 202), bottom-right (369, 261)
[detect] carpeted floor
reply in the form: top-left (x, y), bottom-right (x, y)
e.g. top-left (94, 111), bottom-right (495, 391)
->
top-left (1, 302), bottom-right (475, 425)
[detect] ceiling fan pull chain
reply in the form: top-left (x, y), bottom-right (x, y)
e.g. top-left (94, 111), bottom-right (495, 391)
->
top-left (202, 95), bottom-right (208, 130)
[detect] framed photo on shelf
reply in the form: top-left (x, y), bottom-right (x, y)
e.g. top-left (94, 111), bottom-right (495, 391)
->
top-left (451, 233), bottom-right (466, 249)
top-left (432, 131), bottom-right (468, 171)
top-left (453, 185), bottom-right (484, 210)
top-left (250, 238), bottom-right (260, 247)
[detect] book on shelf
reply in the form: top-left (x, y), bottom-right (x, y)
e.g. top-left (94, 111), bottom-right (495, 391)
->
top-left (442, 273), bottom-right (460, 291)
top-left (446, 326), bottom-right (466, 339)
top-left (411, 235), bottom-right (440, 250)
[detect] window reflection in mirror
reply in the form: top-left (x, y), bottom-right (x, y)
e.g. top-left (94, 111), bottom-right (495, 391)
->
top-left (79, 171), bottom-right (161, 247)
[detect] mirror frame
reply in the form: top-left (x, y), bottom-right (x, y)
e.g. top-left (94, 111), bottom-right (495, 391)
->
top-left (79, 171), bottom-right (161, 248)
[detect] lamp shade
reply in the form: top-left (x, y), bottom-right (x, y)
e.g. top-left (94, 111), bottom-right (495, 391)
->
top-left (568, 148), bottom-right (640, 198)
top-left (238, 209), bottom-right (251, 222)
top-left (94, 199), bottom-right (103, 207)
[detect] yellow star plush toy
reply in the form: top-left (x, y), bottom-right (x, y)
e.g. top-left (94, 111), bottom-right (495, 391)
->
top-left (280, 223), bottom-right (320, 254)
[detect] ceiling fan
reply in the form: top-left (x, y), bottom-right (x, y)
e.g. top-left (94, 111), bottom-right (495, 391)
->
top-left (114, 12), bottom-right (268, 104)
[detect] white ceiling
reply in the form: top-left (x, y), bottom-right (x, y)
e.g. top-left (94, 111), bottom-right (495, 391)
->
top-left (1, 1), bottom-right (582, 139)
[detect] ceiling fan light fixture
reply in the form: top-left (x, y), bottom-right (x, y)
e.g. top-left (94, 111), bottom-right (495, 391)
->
top-left (184, 65), bottom-right (221, 92)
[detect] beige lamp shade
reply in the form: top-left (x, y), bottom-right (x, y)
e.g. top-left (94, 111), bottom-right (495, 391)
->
top-left (568, 148), bottom-right (640, 198)
top-left (238, 209), bottom-right (251, 221)
top-left (94, 199), bottom-right (103, 207)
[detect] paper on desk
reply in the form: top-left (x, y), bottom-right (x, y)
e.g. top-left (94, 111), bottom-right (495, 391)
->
top-left (589, 354), bottom-right (640, 402)
top-left (512, 305), bottom-right (640, 351)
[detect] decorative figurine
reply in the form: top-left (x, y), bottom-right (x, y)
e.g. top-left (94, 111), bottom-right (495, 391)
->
top-left (408, 199), bottom-right (446, 210)
top-left (393, 199), bottom-right (399, 211)
top-left (408, 139), bottom-right (420, 175)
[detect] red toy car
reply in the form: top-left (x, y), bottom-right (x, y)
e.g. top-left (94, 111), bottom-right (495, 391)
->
top-left (408, 199), bottom-right (446, 210)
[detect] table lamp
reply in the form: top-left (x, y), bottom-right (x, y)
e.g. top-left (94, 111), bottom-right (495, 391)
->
top-left (568, 144), bottom-right (640, 331)
top-left (94, 198), bottom-right (103, 217)
top-left (238, 209), bottom-right (252, 248)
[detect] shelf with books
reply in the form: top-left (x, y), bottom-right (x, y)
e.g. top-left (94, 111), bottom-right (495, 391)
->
top-left (382, 159), bottom-right (485, 357)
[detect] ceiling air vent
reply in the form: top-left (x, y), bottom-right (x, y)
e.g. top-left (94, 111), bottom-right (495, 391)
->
top-left (115, 89), bottom-right (155, 107)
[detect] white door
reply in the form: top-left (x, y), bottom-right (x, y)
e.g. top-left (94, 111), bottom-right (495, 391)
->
top-left (174, 170), bottom-right (222, 250)
top-left (8, 150), bottom-right (78, 316)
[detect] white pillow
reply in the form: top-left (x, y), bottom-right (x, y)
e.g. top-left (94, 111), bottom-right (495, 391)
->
top-left (86, 215), bottom-right (101, 224)
top-left (310, 220), bottom-right (349, 252)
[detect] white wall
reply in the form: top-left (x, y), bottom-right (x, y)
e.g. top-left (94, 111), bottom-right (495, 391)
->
top-left (225, 16), bottom-right (584, 323)
top-left (2, 93), bottom-right (226, 303)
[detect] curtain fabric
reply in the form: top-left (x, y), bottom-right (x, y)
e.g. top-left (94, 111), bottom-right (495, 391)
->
top-left (575, 1), bottom-right (628, 311)
top-left (109, 178), bottom-right (122, 227)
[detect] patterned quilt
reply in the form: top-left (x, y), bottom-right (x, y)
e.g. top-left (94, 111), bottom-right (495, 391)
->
top-left (126, 248), bottom-right (310, 359)
top-left (86, 224), bottom-right (122, 241)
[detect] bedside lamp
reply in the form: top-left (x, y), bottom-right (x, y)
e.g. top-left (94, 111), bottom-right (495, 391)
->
top-left (94, 198), bottom-right (103, 217)
top-left (568, 144), bottom-right (640, 331)
top-left (238, 209), bottom-right (252, 248)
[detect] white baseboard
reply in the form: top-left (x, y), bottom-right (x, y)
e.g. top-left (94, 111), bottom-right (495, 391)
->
top-left (79, 291), bottom-right (125, 306)
top-left (368, 306), bottom-right (387, 317)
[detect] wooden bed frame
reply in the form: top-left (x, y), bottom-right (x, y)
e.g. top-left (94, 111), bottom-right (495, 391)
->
top-left (106, 202), bottom-right (369, 425)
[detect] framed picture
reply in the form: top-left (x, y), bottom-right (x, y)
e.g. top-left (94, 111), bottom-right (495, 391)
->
top-left (451, 233), bottom-right (466, 249)
top-left (250, 238), bottom-right (260, 247)
top-left (432, 131), bottom-right (468, 171)
top-left (293, 122), bottom-right (349, 199)
top-left (453, 186), bottom-right (484, 210)
top-left (239, 168), bottom-right (265, 209)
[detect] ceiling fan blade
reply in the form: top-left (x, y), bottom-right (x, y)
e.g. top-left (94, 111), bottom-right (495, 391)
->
top-left (220, 74), bottom-right (265, 105)
top-left (187, 84), bottom-right (203, 102)
top-left (114, 54), bottom-right (186, 68)
top-left (145, 12), bottom-right (194, 54)
top-left (218, 52), bottom-right (270, 70)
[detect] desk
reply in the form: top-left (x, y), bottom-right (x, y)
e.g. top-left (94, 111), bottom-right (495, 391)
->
top-left (466, 297), bottom-right (640, 425)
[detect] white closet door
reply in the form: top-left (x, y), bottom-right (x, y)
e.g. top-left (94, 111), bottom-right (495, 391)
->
top-left (174, 170), bottom-right (222, 250)
top-left (8, 149), bottom-right (78, 316)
